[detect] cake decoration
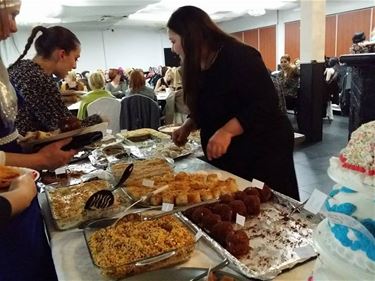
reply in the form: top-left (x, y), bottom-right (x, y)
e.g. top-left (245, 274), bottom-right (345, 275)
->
top-left (312, 121), bottom-right (375, 280)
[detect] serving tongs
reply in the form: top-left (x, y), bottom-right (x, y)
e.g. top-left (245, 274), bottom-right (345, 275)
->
top-left (287, 198), bottom-right (309, 218)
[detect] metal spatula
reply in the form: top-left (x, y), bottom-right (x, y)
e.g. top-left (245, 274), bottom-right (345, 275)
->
top-left (84, 163), bottom-right (134, 210)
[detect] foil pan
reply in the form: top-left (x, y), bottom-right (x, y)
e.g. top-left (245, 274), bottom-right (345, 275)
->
top-left (39, 162), bottom-right (98, 187)
top-left (181, 191), bottom-right (323, 280)
top-left (123, 137), bottom-right (198, 160)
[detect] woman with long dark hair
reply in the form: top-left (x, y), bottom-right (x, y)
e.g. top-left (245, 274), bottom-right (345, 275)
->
top-left (168, 6), bottom-right (299, 200)
top-left (8, 25), bottom-right (101, 135)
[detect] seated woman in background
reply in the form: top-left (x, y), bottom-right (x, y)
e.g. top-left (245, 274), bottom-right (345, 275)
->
top-left (277, 54), bottom-right (299, 112)
top-left (77, 71), bottom-right (115, 119)
top-left (154, 67), bottom-right (173, 92)
top-left (8, 25), bottom-right (102, 136)
top-left (126, 69), bottom-right (157, 101)
top-left (171, 66), bottom-right (183, 90)
top-left (60, 70), bottom-right (86, 105)
top-left (105, 68), bottom-right (128, 98)
top-left (60, 70), bottom-right (86, 92)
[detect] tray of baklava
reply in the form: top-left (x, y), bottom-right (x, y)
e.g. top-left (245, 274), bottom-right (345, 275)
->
top-left (110, 165), bottom-right (240, 207)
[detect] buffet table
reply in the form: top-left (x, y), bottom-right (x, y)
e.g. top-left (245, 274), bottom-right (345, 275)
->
top-left (39, 156), bottom-right (315, 280)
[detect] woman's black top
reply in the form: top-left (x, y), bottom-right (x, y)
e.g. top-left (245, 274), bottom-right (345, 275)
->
top-left (195, 40), bottom-right (299, 200)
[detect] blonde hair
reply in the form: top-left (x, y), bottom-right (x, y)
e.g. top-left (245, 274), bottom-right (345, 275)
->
top-left (163, 67), bottom-right (182, 89)
top-left (88, 71), bottom-right (105, 90)
top-left (65, 70), bottom-right (77, 82)
top-left (172, 66), bottom-right (182, 89)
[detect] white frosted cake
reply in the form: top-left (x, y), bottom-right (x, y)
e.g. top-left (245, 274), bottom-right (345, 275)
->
top-left (312, 121), bottom-right (375, 280)
top-left (329, 121), bottom-right (375, 188)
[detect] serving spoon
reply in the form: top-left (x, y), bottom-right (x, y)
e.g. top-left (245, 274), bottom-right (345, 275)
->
top-left (84, 163), bottom-right (134, 210)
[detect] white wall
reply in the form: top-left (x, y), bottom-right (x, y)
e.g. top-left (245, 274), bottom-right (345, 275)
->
top-left (1, 26), bottom-right (170, 73)
top-left (1, 1), bottom-right (373, 72)
top-left (100, 27), bottom-right (167, 71)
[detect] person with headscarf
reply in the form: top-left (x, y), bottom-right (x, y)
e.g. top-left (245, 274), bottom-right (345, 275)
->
top-left (0, 1), bottom-right (78, 280)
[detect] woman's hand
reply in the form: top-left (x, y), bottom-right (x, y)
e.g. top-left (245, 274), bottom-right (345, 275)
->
top-left (36, 138), bottom-right (77, 170)
top-left (172, 118), bottom-right (196, 147)
top-left (8, 173), bottom-right (37, 199)
top-left (172, 125), bottom-right (191, 146)
top-left (5, 173), bottom-right (37, 215)
top-left (206, 118), bottom-right (244, 161)
top-left (206, 128), bottom-right (233, 160)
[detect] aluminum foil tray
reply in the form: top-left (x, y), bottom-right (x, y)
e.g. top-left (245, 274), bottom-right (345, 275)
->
top-left (181, 191), bottom-right (323, 280)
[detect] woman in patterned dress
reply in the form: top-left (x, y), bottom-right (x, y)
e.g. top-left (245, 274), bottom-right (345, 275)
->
top-left (8, 25), bottom-right (101, 135)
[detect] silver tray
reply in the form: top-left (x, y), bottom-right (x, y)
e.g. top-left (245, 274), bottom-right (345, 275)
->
top-left (124, 137), bottom-right (197, 160)
top-left (181, 191), bottom-right (323, 280)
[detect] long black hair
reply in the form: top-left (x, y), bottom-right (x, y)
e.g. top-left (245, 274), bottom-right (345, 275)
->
top-left (13, 25), bottom-right (80, 65)
top-left (167, 6), bottom-right (237, 119)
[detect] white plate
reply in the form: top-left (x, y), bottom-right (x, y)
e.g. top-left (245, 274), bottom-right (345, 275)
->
top-left (17, 167), bottom-right (40, 181)
top-left (158, 124), bottom-right (182, 135)
top-left (20, 122), bottom-right (108, 148)
top-left (0, 167), bottom-right (40, 188)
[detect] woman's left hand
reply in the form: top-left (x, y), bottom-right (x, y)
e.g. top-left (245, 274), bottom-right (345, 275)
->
top-left (206, 128), bottom-right (233, 160)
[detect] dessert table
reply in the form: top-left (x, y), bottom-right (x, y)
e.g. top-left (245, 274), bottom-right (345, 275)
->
top-left (39, 156), bottom-right (315, 280)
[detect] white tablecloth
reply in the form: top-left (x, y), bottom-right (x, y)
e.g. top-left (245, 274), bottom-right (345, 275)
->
top-left (40, 157), bottom-right (315, 280)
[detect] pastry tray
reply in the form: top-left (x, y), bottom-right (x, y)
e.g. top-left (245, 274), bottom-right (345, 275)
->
top-left (83, 213), bottom-right (229, 280)
top-left (181, 191), bottom-right (323, 280)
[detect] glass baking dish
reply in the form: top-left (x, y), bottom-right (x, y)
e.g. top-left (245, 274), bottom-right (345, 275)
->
top-left (83, 214), bottom-right (198, 280)
top-left (45, 179), bottom-right (131, 230)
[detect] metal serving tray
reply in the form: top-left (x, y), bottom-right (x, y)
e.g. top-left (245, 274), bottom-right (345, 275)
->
top-left (181, 191), bottom-right (323, 280)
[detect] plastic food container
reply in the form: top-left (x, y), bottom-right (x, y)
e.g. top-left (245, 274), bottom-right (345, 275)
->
top-left (83, 214), bottom-right (196, 279)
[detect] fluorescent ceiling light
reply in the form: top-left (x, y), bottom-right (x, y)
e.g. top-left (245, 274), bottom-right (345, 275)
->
top-left (248, 8), bottom-right (266, 17)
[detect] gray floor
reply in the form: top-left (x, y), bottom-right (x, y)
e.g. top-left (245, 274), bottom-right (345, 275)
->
top-left (290, 114), bottom-right (349, 201)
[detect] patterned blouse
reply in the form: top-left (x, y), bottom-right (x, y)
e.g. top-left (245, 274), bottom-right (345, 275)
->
top-left (8, 60), bottom-right (100, 135)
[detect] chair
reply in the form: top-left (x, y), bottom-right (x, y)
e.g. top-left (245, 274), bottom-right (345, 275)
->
top-left (163, 89), bottom-right (189, 124)
top-left (87, 97), bottom-right (121, 133)
top-left (120, 95), bottom-right (160, 130)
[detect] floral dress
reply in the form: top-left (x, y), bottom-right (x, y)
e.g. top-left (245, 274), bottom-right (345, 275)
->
top-left (8, 59), bottom-right (101, 135)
